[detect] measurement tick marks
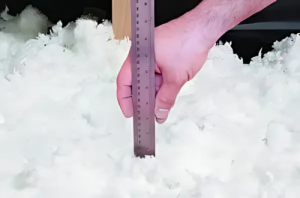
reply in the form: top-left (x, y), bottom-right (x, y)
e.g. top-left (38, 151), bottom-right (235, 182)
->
top-left (131, 0), bottom-right (156, 158)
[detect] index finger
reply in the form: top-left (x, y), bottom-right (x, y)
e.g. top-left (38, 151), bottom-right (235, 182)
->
top-left (116, 52), bottom-right (133, 118)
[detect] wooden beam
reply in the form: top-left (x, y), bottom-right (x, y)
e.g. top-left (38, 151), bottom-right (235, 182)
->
top-left (112, 0), bottom-right (131, 40)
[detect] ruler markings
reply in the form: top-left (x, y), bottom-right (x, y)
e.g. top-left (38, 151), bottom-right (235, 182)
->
top-left (131, 0), bottom-right (155, 158)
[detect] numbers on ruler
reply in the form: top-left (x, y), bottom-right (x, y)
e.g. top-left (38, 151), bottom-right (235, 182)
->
top-left (135, 0), bottom-right (152, 147)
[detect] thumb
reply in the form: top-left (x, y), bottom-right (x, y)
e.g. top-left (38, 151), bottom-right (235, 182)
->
top-left (155, 73), bottom-right (186, 124)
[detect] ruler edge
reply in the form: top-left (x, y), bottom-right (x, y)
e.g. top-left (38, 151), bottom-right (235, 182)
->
top-left (130, 0), bottom-right (138, 157)
top-left (149, 0), bottom-right (156, 157)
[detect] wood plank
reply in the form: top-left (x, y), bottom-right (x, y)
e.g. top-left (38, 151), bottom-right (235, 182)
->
top-left (112, 0), bottom-right (131, 40)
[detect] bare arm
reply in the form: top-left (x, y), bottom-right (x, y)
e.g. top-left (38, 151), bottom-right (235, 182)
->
top-left (172, 0), bottom-right (276, 49)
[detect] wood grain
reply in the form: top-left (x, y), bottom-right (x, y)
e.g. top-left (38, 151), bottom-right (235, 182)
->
top-left (112, 0), bottom-right (131, 40)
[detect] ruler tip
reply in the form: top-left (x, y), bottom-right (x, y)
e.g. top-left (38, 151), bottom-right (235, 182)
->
top-left (134, 146), bottom-right (155, 158)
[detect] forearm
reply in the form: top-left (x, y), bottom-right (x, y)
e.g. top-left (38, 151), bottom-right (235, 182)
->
top-left (175, 0), bottom-right (276, 47)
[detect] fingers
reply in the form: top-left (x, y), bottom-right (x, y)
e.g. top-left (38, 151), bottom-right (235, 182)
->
top-left (117, 52), bottom-right (185, 124)
top-left (116, 53), bottom-right (133, 118)
top-left (154, 72), bottom-right (185, 124)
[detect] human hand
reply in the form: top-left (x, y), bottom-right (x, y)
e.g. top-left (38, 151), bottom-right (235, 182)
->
top-left (116, 20), bottom-right (215, 124)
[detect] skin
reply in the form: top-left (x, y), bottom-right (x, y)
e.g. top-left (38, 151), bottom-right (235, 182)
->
top-left (117, 0), bottom-right (276, 124)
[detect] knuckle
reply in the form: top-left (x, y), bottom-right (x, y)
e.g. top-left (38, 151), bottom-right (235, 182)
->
top-left (158, 97), bottom-right (176, 108)
top-left (166, 72), bottom-right (187, 86)
top-left (176, 78), bottom-right (186, 87)
top-left (175, 72), bottom-right (188, 85)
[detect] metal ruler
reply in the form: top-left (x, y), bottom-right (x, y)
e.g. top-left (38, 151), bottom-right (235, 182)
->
top-left (130, 0), bottom-right (156, 158)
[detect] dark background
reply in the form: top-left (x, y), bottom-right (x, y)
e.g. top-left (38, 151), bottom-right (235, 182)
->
top-left (0, 0), bottom-right (299, 63)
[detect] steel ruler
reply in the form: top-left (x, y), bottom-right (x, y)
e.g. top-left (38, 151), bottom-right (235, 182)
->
top-left (130, 0), bottom-right (156, 158)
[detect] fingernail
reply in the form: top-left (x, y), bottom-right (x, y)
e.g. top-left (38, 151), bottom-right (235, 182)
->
top-left (155, 108), bottom-right (169, 119)
top-left (159, 109), bottom-right (169, 112)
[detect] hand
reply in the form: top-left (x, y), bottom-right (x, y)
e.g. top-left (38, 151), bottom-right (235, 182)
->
top-left (116, 20), bottom-right (214, 124)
